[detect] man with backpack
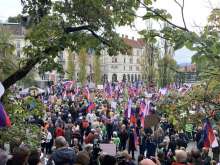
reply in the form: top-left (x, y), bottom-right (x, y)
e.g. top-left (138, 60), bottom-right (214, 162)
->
top-left (47, 136), bottom-right (76, 165)
top-left (79, 117), bottom-right (89, 144)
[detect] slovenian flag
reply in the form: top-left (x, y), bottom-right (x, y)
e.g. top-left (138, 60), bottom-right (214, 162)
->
top-left (87, 102), bottom-right (96, 113)
top-left (203, 119), bottom-right (218, 148)
top-left (130, 107), bottom-right (136, 125)
top-left (83, 87), bottom-right (90, 100)
top-left (0, 102), bottom-right (11, 127)
top-left (139, 101), bottom-right (146, 127)
top-left (127, 99), bottom-right (132, 119)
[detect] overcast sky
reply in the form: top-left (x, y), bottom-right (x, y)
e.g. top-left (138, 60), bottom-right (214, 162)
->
top-left (0, 0), bottom-right (220, 64)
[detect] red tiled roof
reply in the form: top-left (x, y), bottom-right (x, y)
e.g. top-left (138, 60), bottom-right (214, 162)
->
top-left (0, 23), bottom-right (25, 36)
top-left (123, 38), bottom-right (145, 48)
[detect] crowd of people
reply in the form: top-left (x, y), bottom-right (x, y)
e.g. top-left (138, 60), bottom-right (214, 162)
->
top-left (1, 81), bottom-right (220, 165)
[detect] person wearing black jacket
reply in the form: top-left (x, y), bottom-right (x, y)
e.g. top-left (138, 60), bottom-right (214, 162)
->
top-left (128, 127), bottom-right (136, 160)
top-left (119, 124), bottom-right (128, 151)
top-left (47, 136), bottom-right (76, 165)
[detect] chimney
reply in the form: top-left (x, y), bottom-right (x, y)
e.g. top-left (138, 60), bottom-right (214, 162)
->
top-left (132, 37), bottom-right (134, 40)
top-left (122, 34), bottom-right (124, 38)
top-left (125, 35), bottom-right (128, 39)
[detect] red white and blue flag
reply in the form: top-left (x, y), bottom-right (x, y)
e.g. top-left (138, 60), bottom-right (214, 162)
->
top-left (202, 119), bottom-right (218, 148)
top-left (87, 102), bottom-right (96, 113)
top-left (0, 102), bottom-right (11, 128)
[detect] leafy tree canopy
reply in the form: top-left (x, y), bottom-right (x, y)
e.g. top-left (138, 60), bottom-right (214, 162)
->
top-left (3, 0), bottom-right (142, 89)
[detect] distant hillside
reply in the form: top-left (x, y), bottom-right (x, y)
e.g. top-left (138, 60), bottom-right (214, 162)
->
top-left (178, 63), bottom-right (191, 67)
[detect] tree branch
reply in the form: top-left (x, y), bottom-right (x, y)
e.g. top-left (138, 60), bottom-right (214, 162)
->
top-left (64, 25), bottom-right (92, 33)
top-left (2, 25), bottom-right (113, 90)
top-left (2, 47), bottom-right (53, 89)
top-left (137, 0), bottom-right (189, 32)
top-left (174, 0), bottom-right (187, 29)
top-left (64, 25), bottom-right (111, 47)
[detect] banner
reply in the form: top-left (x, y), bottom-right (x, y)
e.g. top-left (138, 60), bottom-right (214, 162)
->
top-left (100, 144), bottom-right (116, 156)
top-left (97, 85), bottom-right (104, 90)
top-left (0, 82), bottom-right (5, 98)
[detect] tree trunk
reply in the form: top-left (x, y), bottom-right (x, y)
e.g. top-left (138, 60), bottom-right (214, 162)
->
top-left (2, 57), bottom-right (39, 90)
top-left (1, 25), bottom-right (110, 90)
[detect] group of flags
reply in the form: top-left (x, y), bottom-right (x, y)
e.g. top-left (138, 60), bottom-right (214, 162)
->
top-left (1, 79), bottom-right (220, 150)
top-left (126, 98), bottom-right (151, 127)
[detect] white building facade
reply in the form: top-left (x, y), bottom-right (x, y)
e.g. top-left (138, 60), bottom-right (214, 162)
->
top-left (2, 23), bottom-right (147, 85)
top-left (100, 36), bottom-right (145, 82)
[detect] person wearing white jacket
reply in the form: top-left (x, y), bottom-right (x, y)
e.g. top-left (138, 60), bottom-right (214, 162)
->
top-left (45, 129), bottom-right (53, 154)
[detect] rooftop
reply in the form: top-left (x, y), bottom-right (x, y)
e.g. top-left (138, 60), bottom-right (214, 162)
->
top-left (0, 22), bottom-right (25, 36)
top-left (122, 35), bottom-right (145, 48)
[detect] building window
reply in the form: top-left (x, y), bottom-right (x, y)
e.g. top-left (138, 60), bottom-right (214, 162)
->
top-left (122, 74), bottom-right (126, 82)
top-left (112, 73), bottom-right (117, 82)
top-left (41, 73), bottom-right (49, 80)
top-left (131, 74), bottom-right (134, 82)
top-left (124, 66), bottom-right (125, 71)
top-left (111, 65), bottom-right (118, 69)
top-left (127, 74), bottom-right (130, 81)
top-left (112, 57), bottom-right (117, 63)
top-left (129, 58), bottom-right (133, 64)
top-left (136, 50), bottom-right (139, 56)
top-left (129, 66), bottom-right (132, 71)
top-left (59, 51), bottom-right (64, 61)
top-left (136, 66), bottom-right (139, 71)
top-left (137, 58), bottom-right (140, 64)
top-left (135, 74), bottom-right (137, 81)
top-left (16, 50), bottom-right (21, 57)
top-left (16, 41), bottom-right (20, 48)
top-left (124, 58), bottom-right (126, 63)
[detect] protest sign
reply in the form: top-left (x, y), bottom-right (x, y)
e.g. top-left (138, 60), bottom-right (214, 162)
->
top-left (100, 144), bottom-right (116, 156)
top-left (97, 85), bottom-right (104, 90)
top-left (0, 82), bottom-right (5, 98)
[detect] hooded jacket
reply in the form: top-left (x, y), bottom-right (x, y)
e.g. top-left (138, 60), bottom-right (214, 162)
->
top-left (47, 147), bottom-right (76, 165)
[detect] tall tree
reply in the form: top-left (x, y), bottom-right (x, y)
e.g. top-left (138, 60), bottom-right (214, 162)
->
top-left (139, 38), bottom-right (160, 84)
top-left (0, 26), bottom-right (17, 81)
top-left (158, 53), bottom-right (177, 87)
top-left (7, 14), bottom-right (22, 23)
top-left (2, 0), bottom-right (140, 90)
top-left (78, 48), bottom-right (87, 84)
top-left (93, 55), bottom-right (101, 84)
top-left (66, 49), bottom-right (75, 80)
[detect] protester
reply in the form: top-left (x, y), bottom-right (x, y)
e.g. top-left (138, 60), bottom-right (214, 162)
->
top-left (28, 149), bottom-right (42, 165)
top-left (212, 130), bottom-right (220, 162)
top-left (75, 151), bottom-right (90, 165)
top-left (6, 145), bottom-right (30, 165)
top-left (139, 159), bottom-right (157, 165)
top-left (0, 149), bottom-right (11, 165)
top-left (128, 127), bottom-right (136, 160)
top-left (172, 150), bottom-right (188, 165)
top-left (47, 136), bottom-right (76, 165)
top-left (201, 147), bottom-right (211, 165)
top-left (100, 155), bottom-right (117, 165)
top-left (119, 124), bottom-right (128, 151)
top-left (2, 81), bottom-right (220, 165)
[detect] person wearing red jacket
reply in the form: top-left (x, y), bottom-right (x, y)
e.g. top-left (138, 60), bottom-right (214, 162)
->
top-left (55, 126), bottom-right (64, 137)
